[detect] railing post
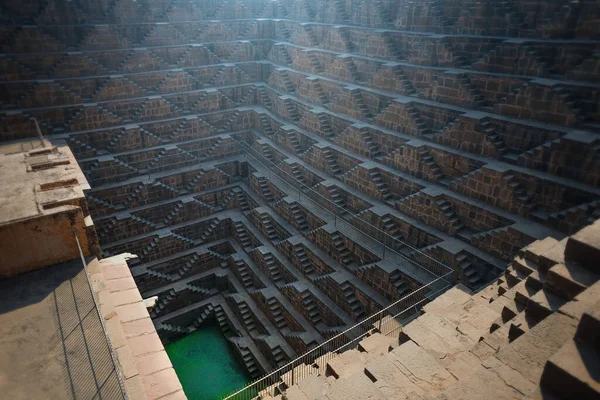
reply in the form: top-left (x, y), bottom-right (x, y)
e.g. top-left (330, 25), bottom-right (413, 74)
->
top-left (291, 363), bottom-right (295, 387)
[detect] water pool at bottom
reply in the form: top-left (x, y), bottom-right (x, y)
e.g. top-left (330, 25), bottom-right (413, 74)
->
top-left (165, 322), bottom-right (250, 399)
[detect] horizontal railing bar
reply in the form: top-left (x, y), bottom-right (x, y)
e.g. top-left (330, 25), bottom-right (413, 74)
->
top-left (234, 137), bottom-right (452, 277)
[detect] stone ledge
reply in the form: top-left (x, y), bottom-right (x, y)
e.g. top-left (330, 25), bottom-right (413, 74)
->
top-left (89, 253), bottom-right (184, 400)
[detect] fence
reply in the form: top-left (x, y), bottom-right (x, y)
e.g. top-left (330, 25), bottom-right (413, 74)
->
top-left (220, 138), bottom-right (455, 399)
top-left (222, 272), bottom-right (452, 399)
top-left (61, 233), bottom-right (127, 400)
top-left (81, 132), bottom-right (456, 400)
top-left (235, 137), bottom-right (453, 280)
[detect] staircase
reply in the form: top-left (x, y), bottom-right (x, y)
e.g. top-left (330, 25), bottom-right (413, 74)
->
top-left (274, 223), bottom-right (600, 400)
top-left (235, 190), bottom-right (252, 212)
top-left (314, 81), bottom-right (329, 105)
top-left (333, 0), bottom-right (350, 24)
top-left (502, 173), bottom-right (537, 213)
top-left (361, 130), bottom-right (381, 158)
top-left (326, 185), bottom-right (346, 212)
top-left (184, 170), bottom-right (206, 193)
top-left (280, 69), bottom-right (295, 93)
top-left (477, 120), bottom-right (510, 157)
top-left (330, 232), bottom-right (355, 267)
top-left (338, 29), bottom-right (356, 53)
top-left (290, 202), bottom-right (308, 231)
top-left (306, 51), bottom-right (324, 73)
top-left (145, 268), bottom-right (173, 282)
top-left (322, 148), bottom-right (342, 177)
top-left (393, 65), bottom-right (416, 95)
top-left (301, 291), bottom-right (322, 325)
top-left (287, 130), bottom-right (303, 155)
top-left (156, 202), bottom-right (183, 228)
top-left (150, 289), bottom-right (176, 317)
top-left (405, 105), bottom-right (431, 136)
top-left (264, 253), bottom-right (282, 283)
top-left (141, 237), bottom-right (161, 260)
top-left (429, 0), bottom-right (455, 31)
top-left (381, 216), bottom-right (402, 240)
top-left (277, 21), bottom-right (291, 40)
top-left (257, 176), bottom-right (275, 202)
top-left (284, 98), bottom-right (299, 121)
top-left (217, 189), bottom-right (237, 211)
top-left (258, 87), bottom-right (273, 108)
top-left (340, 282), bottom-right (365, 320)
top-left (259, 114), bottom-right (274, 135)
top-left (381, 32), bottom-right (400, 60)
top-left (123, 183), bottom-right (145, 209)
top-left (239, 347), bottom-right (260, 378)
top-left (343, 57), bottom-right (362, 83)
top-left (459, 74), bottom-right (487, 108)
top-left (235, 260), bottom-right (255, 290)
top-left (71, 138), bottom-right (98, 157)
top-left (193, 304), bottom-right (214, 328)
top-left (260, 213), bottom-right (280, 242)
top-left (290, 164), bottom-right (307, 186)
top-left (238, 302), bottom-right (257, 334)
top-left (268, 298), bottom-right (288, 330)
top-left (260, 142), bottom-right (274, 162)
top-left (186, 283), bottom-right (210, 297)
top-left (214, 306), bottom-right (232, 336)
top-left (171, 231), bottom-right (196, 247)
top-left (434, 198), bottom-right (465, 233)
top-left (272, 346), bottom-right (287, 367)
top-left (317, 113), bottom-right (334, 138)
top-left (368, 170), bottom-right (394, 203)
top-left (388, 270), bottom-right (410, 295)
top-left (295, 244), bottom-right (313, 274)
top-left (234, 222), bottom-right (253, 248)
top-left (455, 252), bottom-right (481, 285)
top-left (278, 44), bottom-right (293, 66)
top-left (418, 148), bottom-right (446, 183)
top-left (350, 90), bottom-right (372, 121)
top-left (178, 254), bottom-right (199, 277)
top-left (199, 218), bottom-right (220, 242)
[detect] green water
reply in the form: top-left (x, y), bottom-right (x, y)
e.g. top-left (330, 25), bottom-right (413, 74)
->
top-left (165, 322), bottom-right (250, 399)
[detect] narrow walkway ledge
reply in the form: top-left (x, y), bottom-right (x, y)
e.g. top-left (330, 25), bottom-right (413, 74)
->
top-left (88, 253), bottom-right (186, 400)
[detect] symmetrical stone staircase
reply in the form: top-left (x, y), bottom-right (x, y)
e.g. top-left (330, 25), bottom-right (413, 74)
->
top-left (270, 220), bottom-right (600, 400)
top-left (4, 0), bottom-right (600, 390)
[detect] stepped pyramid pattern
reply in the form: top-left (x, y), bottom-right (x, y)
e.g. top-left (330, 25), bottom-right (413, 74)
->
top-left (276, 220), bottom-right (600, 400)
top-left (1, 0), bottom-right (599, 397)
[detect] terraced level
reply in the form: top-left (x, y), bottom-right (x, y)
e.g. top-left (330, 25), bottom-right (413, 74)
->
top-left (1, 0), bottom-right (599, 393)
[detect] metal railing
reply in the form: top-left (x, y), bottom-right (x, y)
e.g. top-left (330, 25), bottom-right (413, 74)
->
top-left (81, 134), bottom-right (456, 400)
top-left (83, 135), bottom-right (453, 280)
top-left (234, 137), bottom-right (453, 280)
top-left (219, 138), bottom-right (454, 399)
top-left (69, 232), bottom-right (127, 400)
top-left (222, 273), bottom-right (452, 399)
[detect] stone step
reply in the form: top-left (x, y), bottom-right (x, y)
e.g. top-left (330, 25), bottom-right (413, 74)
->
top-left (522, 237), bottom-right (559, 265)
top-left (545, 262), bottom-right (599, 300)
top-left (385, 340), bottom-right (456, 394)
top-left (358, 333), bottom-right (396, 357)
top-left (507, 311), bottom-right (541, 342)
top-left (323, 372), bottom-right (386, 399)
top-left (326, 349), bottom-right (367, 379)
top-left (564, 221), bottom-right (600, 273)
top-left (526, 288), bottom-right (568, 320)
top-left (540, 338), bottom-right (600, 400)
